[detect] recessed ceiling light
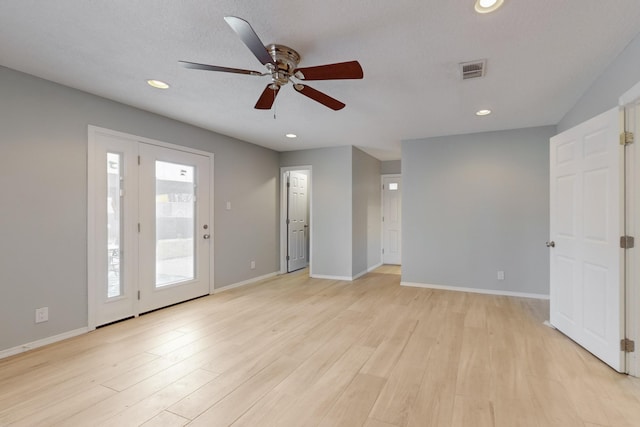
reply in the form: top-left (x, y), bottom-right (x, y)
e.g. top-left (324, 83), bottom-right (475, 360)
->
top-left (285, 133), bottom-right (297, 139)
top-left (147, 79), bottom-right (170, 89)
top-left (476, 109), bottom-right (492, 116)
top-left (475, 0), bottom-right (504, 14)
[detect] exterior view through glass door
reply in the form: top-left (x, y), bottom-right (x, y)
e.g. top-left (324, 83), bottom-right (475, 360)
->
top-left (138, 143), bottom-right (210, 314)
top-left (89, 128), bottom-right (212, 327)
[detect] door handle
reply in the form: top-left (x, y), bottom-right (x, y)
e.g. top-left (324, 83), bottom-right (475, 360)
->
top-left (203, 234), bottom-right (210, 240)
top-left (546, 241), bottom-right (555, 248)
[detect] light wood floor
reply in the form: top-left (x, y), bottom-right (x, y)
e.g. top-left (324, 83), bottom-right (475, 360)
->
top-left (1, 266), bottom-right (640, 426)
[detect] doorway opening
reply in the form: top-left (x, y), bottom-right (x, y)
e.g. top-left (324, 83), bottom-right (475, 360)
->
top-left (280, 166), bottom-right (312, 274)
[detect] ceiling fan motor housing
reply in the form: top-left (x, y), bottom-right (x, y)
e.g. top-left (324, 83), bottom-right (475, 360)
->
top-left (266, 44), bottom-right (300, 87)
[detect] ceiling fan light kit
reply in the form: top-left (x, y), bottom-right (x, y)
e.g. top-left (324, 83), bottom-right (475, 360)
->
top-left (179, 16), bottom-right (363, 111)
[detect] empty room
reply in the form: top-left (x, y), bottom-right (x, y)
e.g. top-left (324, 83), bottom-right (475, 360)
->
top-left (2, 1), bottom-right (640, 426)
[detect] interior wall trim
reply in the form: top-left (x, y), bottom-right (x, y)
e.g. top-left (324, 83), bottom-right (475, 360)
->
top-left (310, 274), bottom-right (354, 282)
top-left (213, 271), bottom-right (279, 294)
top-left (401, 281), bottom-right (550, 300)
top-left (0, 327), bottom-right (90, 360)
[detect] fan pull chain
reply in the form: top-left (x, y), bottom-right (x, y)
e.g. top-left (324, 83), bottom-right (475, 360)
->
top-left (273, 89), bottom-right (277, 120)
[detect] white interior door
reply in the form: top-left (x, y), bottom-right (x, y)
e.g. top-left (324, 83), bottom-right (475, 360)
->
top-left (287, 171), bottom-right (308, 272)
top-left (549, 107), bottom-right (625, 372)
top-left (382, 176), bottom-right (402, 265)
top-left (89, 128), bottom-right (212, 327)
top-left (138, 143), bottom-right (211, 314)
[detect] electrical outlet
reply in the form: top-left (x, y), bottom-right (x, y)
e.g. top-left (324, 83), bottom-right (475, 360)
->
top-left (497, 271), bottom-right (505, 281)
top-left (250, 260), bottom-right (256, 269)
top-left (35, 307), bottom-right (49, 323)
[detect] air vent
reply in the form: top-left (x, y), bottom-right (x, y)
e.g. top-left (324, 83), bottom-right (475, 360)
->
top-left (460, 60), bottom-right (486, 80)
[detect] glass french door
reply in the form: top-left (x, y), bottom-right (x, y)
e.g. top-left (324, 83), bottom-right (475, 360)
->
top-left (138, 143), bottom-right (210, 314)
top-left (90, 128), bottom-right (211, 327)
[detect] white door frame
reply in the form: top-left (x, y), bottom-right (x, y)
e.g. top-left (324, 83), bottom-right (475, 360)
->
top-left (279, 166), bottom-right (312, 275)
top-left (381, 174), bottom-right (402, 265)
top-left (620, 82), bottom-right (640, 377)
top-left (87, 126), bottom-right (215, 330)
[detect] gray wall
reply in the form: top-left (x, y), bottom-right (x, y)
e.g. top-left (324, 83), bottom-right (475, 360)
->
top-left (559, 32), bottom-right (640, 132)
top-left (352, 147), bottom-right (382, 276)
top-left (280, 147), bottom-right (353, 278)
top-left (402, 126), bottom-right (555, 296)
top-left (381, 160), bottom-right (401, 175)
top-left (0, 66), bottom-right (279, 352)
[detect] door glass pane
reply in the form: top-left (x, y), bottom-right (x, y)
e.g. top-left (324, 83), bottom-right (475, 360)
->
top-left (155, 161), bottom-right (195, 287)
top-left (107, 153), bottom-right (122, 298)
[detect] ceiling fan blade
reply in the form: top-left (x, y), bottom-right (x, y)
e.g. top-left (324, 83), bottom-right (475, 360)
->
top-left (294, 61), bottom-right (363, 81)
top-left (224, 16), bottom-right (275, 66)
top-left (179, 60), bottom-right (264, 76)
top-left (293, 84), bottom-right (345, 111)
top-left (255, 84), bottom-right (280, 109)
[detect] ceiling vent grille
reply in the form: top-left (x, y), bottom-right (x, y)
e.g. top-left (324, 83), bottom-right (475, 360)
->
top-left (460, 60), bottom-right (486, 80)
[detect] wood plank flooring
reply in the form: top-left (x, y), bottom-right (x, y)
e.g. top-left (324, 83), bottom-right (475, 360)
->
top-left (1, 266), bottom-right (640, 426)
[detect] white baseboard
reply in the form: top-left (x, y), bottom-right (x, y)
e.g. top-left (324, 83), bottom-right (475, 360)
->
top-left (543, 320), bottom-right (556, 329)
top-left (310, 274), bottom-right (353, 281)
top-left (0, 327), bottom-right (90, 360)
top-left (313, 263), bottom-right (384, 282)
top-left (352, 270), bottom-right (368, 280)
top-left (213, 272), bottom-right (279, 293)
top-left (354, 264), bottom-right (380, 280)
top-left (400, 281), bottom-right (550, 300)
top-left (367, 262), bottom-right (384, 273)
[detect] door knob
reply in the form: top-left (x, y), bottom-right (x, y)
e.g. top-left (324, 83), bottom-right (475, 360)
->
top-left (203, 234), bottom-right (210, 240)
top-left (546, 241), bottom-right (555, 248)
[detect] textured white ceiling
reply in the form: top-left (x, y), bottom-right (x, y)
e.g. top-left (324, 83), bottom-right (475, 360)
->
top-left (2, 1), bottom-right (640, 160)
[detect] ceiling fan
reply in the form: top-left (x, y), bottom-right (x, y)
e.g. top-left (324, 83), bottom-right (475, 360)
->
top-left (179, 16), bottom-right (363, 111)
